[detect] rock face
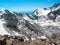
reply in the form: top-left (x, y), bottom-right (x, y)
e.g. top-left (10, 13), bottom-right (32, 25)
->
top-left (0, 3), bottom-right (60, 41)
top-left (47, 3), bottom-right (60, 21)
top-left (3, 9), bottom-right (18, 27)
top-left (0, 35), bottom-right (60, 45)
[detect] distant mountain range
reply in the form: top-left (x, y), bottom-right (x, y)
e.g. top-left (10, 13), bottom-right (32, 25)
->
top-left (20, 11), bottom-right (33, 14)
top-left (0, 3), bottom-right (60, 41)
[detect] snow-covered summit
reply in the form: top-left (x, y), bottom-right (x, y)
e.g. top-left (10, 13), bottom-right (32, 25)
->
top-left (33, 8), bottom-right (50, 16)
top-left (0, 8), bottom-right (11, 16)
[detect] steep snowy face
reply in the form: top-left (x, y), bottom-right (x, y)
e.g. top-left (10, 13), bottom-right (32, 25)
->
top-left (32, 8), bottom-right (51, 21)
top-left (33, 8), bottom-right (50, 16)
top-left (50, 3), bottom-right (60, 11)
top-left (0, 19), bottom-right (11, 35)
top-left (0, 8), bottom-right (10, 16)
top-left (47, 3), bottom-right (60, 21)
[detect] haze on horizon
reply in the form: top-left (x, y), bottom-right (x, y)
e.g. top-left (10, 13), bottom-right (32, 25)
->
top-left (0, 0), bottom-right (60, 12)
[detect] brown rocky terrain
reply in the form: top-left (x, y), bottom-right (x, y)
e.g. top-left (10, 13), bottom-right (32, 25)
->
top-left (0, 33), bottom-right (60, 45)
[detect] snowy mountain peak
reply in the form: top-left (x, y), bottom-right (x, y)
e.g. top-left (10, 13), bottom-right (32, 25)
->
top-left (0, 8), bottom-right (10, 15)
top-left (50, 3), bottom-right (60, 11)
top-left (33, 8), bottom-right (50, 16)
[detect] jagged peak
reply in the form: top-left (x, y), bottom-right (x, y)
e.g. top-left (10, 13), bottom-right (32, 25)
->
top-left (50, 3), bottom-right (60, 9)
top-left (0, 8), bottom-right (10, 14)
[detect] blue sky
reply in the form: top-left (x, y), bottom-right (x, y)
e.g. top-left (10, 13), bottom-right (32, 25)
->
top-left (0, 0), bottom-right (60, 12)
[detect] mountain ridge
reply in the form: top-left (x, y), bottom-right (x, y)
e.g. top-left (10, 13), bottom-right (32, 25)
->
top-left (0, 3), bottom-right (60, 41)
